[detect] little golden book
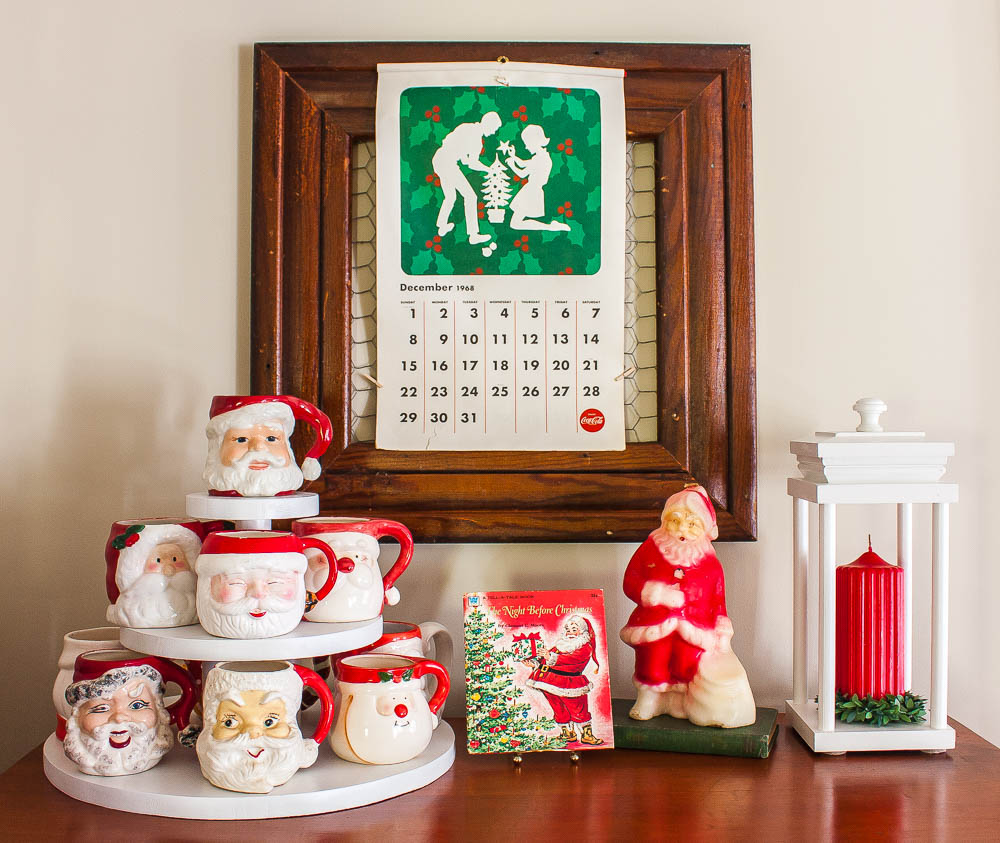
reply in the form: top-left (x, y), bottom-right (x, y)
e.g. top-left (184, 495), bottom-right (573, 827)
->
top-left (463, 589), bottom-right (614, 753)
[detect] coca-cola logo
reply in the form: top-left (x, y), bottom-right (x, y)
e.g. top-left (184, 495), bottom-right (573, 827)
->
top-left (579, 409), bottom-right (605, 432)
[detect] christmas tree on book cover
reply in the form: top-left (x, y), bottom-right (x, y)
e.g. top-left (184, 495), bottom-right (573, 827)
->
top-left (465, 606), bottom-right (567, 753)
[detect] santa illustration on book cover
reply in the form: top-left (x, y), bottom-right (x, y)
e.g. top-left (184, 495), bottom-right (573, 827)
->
top-left (464, 590), bottom-right (613, 753)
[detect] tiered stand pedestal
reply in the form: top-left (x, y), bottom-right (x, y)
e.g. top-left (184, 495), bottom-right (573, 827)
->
top-left (43, 492), bottom-right (456, 819)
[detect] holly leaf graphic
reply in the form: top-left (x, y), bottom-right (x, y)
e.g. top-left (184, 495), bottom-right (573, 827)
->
top-left (434, 251), bottom-right (454, 274)
top-left (378, 672), bottom-right (394, 683)
top-left (586, 252), bottom-right (602, 274)
top-left (408, 118), bottom-right (433, 147)
top-left (549, 154), bottom-right (564, 178)
top-left (541, 92), bottom-right (564, 119)
top-left (565, 153), bottom-right (587, 184)
top-left (586, 185), bottom-right (602, 214)
top-left (587, 120), bottom-right (601, 147)
top-left (409, 248), bottom-right (433, 274)
top-left (399, 97), bottom-right (412, 121)
top-left (567, 222), bottom-right (586, 248)
top-left (498, 249), bottom-right (522, 274)
top-left (431, 120), bottom-right (450, 144)
top-left (565, 94), bottom-right (587, 123)
top-left (521, 252), bottom-right (541, 274)
top-left (409, 183), bottom-right (435, 213)
top-left (400, 216), bottom-right (413, 243)
top-left (399, 158), bottom-right (413, 185)
top-left (453, 88), bottom-right (478, 118)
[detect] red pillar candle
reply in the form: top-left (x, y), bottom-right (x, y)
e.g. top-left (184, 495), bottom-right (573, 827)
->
top-left (835, 541), bottom-right (904, 698)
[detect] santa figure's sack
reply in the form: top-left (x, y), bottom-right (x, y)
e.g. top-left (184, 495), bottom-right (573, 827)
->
top-left (683, 648), bottom-right (756, 729)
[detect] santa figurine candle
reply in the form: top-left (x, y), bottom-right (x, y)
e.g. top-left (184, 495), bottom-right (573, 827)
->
top-left (620, 485), bottom-right (756, 728)
top-left (835, 540), bottom-right (904, 699)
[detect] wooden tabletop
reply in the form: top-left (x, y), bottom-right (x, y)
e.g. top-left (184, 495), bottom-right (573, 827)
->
top-left (3, 717), bottom-right (999, 841)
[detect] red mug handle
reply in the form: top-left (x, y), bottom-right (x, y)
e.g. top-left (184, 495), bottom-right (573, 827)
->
top-left (300, 537), bottom-right (339, 611)
top-left (374, 520), bottom-right (413, 602)
top-left (292, 663), bottom-right (334, 743)
top-left (146, 656), bottom-right (197, 731)
top-left (412, 659), bottom-right (450, 721)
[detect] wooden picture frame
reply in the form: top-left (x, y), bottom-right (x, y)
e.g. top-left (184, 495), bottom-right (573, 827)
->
top-left (251, 42), bottom-right (756, 543)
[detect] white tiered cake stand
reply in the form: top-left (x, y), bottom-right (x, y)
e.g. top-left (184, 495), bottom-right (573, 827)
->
top-left (43, 492), bottom-right (457, 819)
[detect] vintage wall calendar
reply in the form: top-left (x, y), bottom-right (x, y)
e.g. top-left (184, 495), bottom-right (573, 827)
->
top-left (375, 61), bottom-right (626, 450)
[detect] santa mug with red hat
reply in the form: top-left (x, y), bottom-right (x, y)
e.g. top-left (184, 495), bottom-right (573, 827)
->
top-left (202, 395), bottom-right (333, 498)
top-left (620, 484), bottom-right (756, 728)
top-left (104, 518), bottom-right (229, 629)
top-left (195, 530), bottom-right (340, 639)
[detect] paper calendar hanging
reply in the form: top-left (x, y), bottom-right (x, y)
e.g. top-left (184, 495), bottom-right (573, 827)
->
top-left (375, 60), bottom-right (626, 450)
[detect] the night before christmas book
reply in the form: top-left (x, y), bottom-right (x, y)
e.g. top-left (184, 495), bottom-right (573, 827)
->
top-left (463, 589), bottom-right (614, 753)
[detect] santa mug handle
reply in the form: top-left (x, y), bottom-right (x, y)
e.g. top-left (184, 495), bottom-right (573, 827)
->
top-left (73, 651), bottom-right (197, 732)
top-left (370, 520), bottom-right (413, 605)
top-left (299, 536), bottom-right (339, 613)
top-left (410, 658), bottom-right (450, 725)
top-left (291, 663), bottom-right (335, 743)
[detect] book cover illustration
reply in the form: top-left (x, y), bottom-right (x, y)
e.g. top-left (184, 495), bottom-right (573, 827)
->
top-left (464, 589), bottom-right (614, 753)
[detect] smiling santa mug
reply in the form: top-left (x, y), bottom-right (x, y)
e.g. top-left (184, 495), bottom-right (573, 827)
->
top-left (196, 660), bottom-right (334, 793)
top-left (330, 654), bottom-right (449, 765)
top-left (63, 649), bottom-right (196, 776)
top-left (195, 531), bottom-right (340, 639)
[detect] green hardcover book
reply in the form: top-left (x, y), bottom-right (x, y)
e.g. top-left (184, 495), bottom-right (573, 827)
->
top-left (611, 698), bottom-right (778, 758)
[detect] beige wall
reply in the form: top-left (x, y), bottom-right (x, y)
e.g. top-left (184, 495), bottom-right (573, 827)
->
top-left (2, 0), bottom-right (998, 772)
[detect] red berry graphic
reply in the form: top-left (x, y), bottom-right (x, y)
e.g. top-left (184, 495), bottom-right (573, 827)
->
top-left (433, 114), bottom-right (440, 122)
top-left (478, 211), bottom-right (485, 219)
top-left (519, 105), bottom-right (526, 113)
top-left (557, 143), bottom-right (565, 151)
top-left (432, 105), bottom-right (440, 113)
top-left (433, 235), bottom-right (441, 243)
top-left (565, 138), bottom-right (573, 146)
top-left (125, 534), bottom-right (140, 547)
top-left (564, 201), bottom-right (571, 208)
top-left (478, 201), bottom-right (485, 209)
top-left (565, 148), bottom-right (574, 155)
top-left (514, 238), bottom-right (521, 247)
top-left (512, 110), bottom-right (520, 118)
top-left (477, 86), bottom-right (485, 93)
top-left (434, 244), bottom-right (442, 252)
top-left (557, 205), bottom-right (565, 214)
top-left (476, 267), bottom-right (484, 274)
top-left (522, 235), bottom-right (528, 241)
top-left (520, 115), bottom-right (527, 122)
top-left (434, 177), bottom-right (440, 186)
top-left (521, 244), bottom-right (529, 252)
top-left (424, 110), bottom-right (431, 118)
top-left (565, 267), bottom-right (574, 274)
top-left (566, 210), bottom-right (574, 218)
top-left (425, 240), bottom-right (433, 248)
top-left (425, 174), bottom-right (433, 183)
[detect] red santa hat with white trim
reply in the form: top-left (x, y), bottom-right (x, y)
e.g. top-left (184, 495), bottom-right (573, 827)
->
top-left (663, 484), bottom-right (719, 540)
top-left (206, 395), bottom-right (333, 482)
top-left (566, 614), bottom-right (600, 673)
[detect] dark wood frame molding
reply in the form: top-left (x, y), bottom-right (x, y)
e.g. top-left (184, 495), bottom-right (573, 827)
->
top-left (251, 42), bottom-right (756, 543)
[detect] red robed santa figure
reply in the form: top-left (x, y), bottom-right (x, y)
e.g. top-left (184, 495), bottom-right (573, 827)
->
top-left (523, 615), bottom-right (605, 746)
top-left (620, 485), bottom-right (756, 728)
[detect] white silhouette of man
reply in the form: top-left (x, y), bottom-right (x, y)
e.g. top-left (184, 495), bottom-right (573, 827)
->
top-left (432, 111), bottom-right (501, 245)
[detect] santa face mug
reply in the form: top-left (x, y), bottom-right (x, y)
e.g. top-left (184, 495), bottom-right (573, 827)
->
top-left (196, 660), bottom-right (334, 793)
top-left (105, 518), bottom-right (229, 629)
top-left (291, 517), bottom-right (414, 622)
top-left (53, 627), bottom-right (120, 740)
top-left (330, 654), bottom-right (450, 765)
top-left (203, 395), bottom-right (333, 497)
top-left (63, 649), bottom-right (197, 776)
top-left (195, 530), bottom-right (340, 639)
top-left (340, 621), bottom-right (454, 685)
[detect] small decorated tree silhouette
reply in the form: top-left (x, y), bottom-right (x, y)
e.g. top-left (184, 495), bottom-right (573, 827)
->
top-left (481, 156), bottom-right (512, 224)
top-left (465, 606), bottom-right (565, 753)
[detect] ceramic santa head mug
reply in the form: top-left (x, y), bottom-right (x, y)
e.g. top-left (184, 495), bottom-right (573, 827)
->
top-left (63, 649), bottom-right (196, 776)
top-left (291, 517), bottom-right (414, 622)
top-left (196, 660), bottom-right (333, 793)
top-left (203, 395), bottom-right (333, 497)
top-left (105, 518), bottom-right (228, 629)
top-left (195, 530), bottom-right (340, 639)
top-left (330, 654), bottom-right (449, 765)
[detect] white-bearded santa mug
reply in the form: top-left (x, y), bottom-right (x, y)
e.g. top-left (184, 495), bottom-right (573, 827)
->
top-left (195, 530), bottom-right (340, 639)
top-left (202, 395), bottom-right (333, 498)
top-left (196, 660), bottom-right (333, 793)
top-left (105, 519), bottom-right (228, 629)
top-left (63, 652), bottom-right (197, 776)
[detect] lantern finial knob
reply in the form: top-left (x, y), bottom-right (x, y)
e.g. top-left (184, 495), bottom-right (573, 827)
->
top-left (853, 398), bottom-right (888, 433)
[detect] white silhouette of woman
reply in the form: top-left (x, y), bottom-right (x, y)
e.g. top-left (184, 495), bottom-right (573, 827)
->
top-left (505, 125), bottom-right (571, 232)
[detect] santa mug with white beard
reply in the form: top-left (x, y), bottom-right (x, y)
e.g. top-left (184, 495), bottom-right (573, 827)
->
top-left (330, 654), bottom-right (450, 765)
top-left (196, 660), bottom-right (334, 793)
top-left (63, 650), bottom-right (197, 777)
top-left (291, 517), bottom-right (414, 623)
top-left (195, 530), bottom-right (340, 639)
top-left (105, 518), bottom-right (229, 629)
top-left (202, 395), bottom-right (333, 498)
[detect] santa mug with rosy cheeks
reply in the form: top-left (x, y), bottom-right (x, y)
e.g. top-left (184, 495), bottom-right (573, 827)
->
top-left (104, 518), bottom-right (229, 629)
top-left (291, 517), bottom-right (414, 622)
top-left (203, 395), bottom-right (333, 498)
top-left (53, 627), bottom-right (120, 740)
top-left (195, 531), bottom-right (339, 639)
top-left (330, 655), bottom-right (450, 765)
top-left (340, 621), bottom-right (454, 687)
top-left (63, 650), bottom-right (197, 776)
top-left (196, 661), bottom-right (333, 793)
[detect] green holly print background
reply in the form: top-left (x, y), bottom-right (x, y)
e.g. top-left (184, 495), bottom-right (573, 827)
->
top-left (400, 85), bottom-right (602, 276)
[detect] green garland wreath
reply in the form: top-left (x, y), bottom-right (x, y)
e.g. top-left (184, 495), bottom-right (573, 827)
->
top-left (834, 691), bottom-right (927, 726)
